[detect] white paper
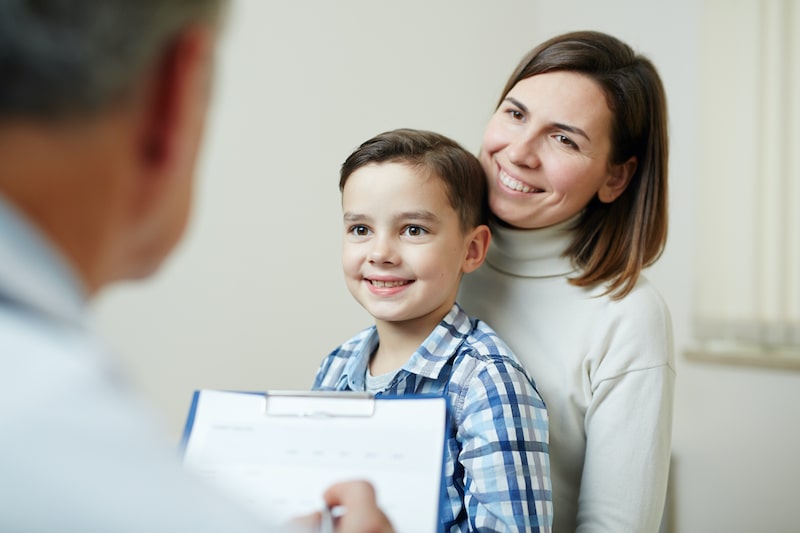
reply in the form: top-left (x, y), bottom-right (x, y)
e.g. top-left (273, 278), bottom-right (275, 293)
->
top-left (182, 389), bottom-right (447, 533)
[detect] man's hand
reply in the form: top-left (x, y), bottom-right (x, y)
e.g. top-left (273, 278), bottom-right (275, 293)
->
top-left (324, 480), bottom-right (394, 533)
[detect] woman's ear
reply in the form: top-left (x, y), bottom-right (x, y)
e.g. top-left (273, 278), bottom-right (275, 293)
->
top-left (598, 156), bottom-right (637, 203)
top-left (462, 224), bottom-right (491, 274)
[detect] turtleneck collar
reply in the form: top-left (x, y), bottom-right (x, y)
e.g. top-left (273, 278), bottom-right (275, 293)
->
top-left (485, 215), bottom-right (579, 278)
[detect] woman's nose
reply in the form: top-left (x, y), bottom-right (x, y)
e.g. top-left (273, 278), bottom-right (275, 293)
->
top-left (505, 133), bottom-right (541, 169)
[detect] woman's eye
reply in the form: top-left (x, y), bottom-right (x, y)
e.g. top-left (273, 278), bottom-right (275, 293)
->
top-left (402, 225), bottom-right (428, 237)
top-left (349, 225), bottom-right (370, 236)
top-left (555, 134), bottom-right (578, 148)
top-left (506, 109), bottom-right (524, 121)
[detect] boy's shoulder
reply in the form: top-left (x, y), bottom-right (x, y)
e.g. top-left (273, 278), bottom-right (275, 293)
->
top-left (455, 311), bottom-right (529, 373)
top-left (460, 314), bottom-right (514, 357)
top-left (448, 311), bottom-right (542, 401)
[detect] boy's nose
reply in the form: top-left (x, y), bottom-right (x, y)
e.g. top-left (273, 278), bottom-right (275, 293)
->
top-left (368, 236), bottom-right (398, 264)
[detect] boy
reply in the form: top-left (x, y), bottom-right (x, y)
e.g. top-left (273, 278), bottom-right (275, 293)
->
top-left (313, 129), bottom-right (553, 532)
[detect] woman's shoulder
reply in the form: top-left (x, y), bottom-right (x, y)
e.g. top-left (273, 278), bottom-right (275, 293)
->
top-left (600, 275), bottom-right (672, 328)
top-left (589, 274), bottom-right (675, 375)
top-left (544, 271), bottom-right (672, 330)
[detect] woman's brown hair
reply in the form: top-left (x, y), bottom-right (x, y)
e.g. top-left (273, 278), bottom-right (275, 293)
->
top-left (497, 30), bottom-right (669, 298)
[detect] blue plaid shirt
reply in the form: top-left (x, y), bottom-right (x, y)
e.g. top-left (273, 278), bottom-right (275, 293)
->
top-left (313, 303), bottom-right (552, 532)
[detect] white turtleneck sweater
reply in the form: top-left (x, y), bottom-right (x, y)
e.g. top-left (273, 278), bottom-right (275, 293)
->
top-left (459, 217), bottom-right (675, 533)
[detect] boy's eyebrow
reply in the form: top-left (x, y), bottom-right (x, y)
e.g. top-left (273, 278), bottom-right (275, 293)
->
top-left (504, 96), bottom-right (592, 141)
top-left (342, 210), bottom-right (440, 223)
top-left (343, 212), bottom-right (367, 222)
top-left (397, 210), bottom-right (440, 222)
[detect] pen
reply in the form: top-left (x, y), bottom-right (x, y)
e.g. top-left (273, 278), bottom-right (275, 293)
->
top-left (319, 505), bottom-right (334, 533)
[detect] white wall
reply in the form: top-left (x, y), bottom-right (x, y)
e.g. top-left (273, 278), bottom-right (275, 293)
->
top-left (93, 1), bottom-right (800, 531)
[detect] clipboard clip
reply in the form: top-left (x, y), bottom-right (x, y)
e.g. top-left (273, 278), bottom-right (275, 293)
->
top-left (264, 390), bottom-right (376, 418)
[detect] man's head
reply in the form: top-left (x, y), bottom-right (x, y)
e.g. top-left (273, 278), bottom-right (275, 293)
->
top-left (0, 0), bottom-right (225, 294)
top-left (338, 129), bottom-right (491, 332)
top-left (0, 1), bottom-right (224, 119)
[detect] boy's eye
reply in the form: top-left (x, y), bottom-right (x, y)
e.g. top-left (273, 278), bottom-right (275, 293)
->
top-left (402, 225), bottom-right (428, 237)
top-left (349, 225), bottom-right (371, 236)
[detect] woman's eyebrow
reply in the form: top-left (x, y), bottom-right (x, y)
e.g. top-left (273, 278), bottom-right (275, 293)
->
top-left (504, 96), bottom-right (591, 141)
top-left (504, 96), bottom-right (528, 113)
top-left (553, 122), bottom-right (591, 142)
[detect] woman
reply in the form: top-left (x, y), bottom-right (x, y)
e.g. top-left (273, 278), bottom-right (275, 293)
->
top-left (460, 30), bottom-right (674, 532)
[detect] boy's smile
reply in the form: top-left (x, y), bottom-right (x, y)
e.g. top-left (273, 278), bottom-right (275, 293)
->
top-left (366, 277), bottom-right (412, 292)
top-left (341, 161), bottom-right (477, 335)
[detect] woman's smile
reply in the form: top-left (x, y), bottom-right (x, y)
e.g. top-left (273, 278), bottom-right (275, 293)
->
top-left (498, 167), bottom-right (543, 194)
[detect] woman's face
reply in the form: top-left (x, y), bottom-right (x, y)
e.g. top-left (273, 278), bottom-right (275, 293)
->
top-left (480, 70), bottom-right (629, 229)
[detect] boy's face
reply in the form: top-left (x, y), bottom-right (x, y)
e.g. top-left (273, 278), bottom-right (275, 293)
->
top-left (341, 162), bottom-right (480, 333)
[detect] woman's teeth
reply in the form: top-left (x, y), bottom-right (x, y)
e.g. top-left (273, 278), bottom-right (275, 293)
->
top-left (500, 170), bottom-right (538, 193)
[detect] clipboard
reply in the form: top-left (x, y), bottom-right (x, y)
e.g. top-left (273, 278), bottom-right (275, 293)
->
top-left (181, 389), bottom-right (449, 533)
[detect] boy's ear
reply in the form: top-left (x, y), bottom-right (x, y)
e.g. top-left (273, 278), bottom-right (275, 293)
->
top-left (598, 155), bottom-right (637, 203)
top-left (462, 224), bottom-right (491, 274)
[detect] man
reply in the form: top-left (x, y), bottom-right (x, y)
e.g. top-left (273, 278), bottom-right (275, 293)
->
top-left (0, 1), bottom-right (392, 531)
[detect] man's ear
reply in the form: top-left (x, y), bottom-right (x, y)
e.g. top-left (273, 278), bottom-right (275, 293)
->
top-left (598, 156), bottom-right (637, 203)
top-left (138, 25), bottom-right (215, 177)
top-left (462, 224), bottom-right (491, 274)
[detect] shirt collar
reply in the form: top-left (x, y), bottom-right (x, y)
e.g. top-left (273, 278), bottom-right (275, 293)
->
top-left (340, 302), bottom-right (474, 390)
top-left (0, 194), bottom-right (88, 327)
top-left (340, 330), bottom-right (379, 391)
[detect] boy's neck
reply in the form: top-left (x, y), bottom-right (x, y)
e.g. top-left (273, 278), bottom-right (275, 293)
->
top-left (370, 310), bottom-right (450, 376)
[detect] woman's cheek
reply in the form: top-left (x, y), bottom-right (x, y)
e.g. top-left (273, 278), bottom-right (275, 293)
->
top-left (478, 148), bottom-right (493, 175)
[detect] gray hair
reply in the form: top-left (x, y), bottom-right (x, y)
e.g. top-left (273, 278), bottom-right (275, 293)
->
top-left (0, 0), bottom-right (225, 119)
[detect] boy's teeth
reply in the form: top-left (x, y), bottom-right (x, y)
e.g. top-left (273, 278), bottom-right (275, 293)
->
top-left (500, 170), bottom-right (534, 193)
top-left (371, 280), bottom-right (408, 288)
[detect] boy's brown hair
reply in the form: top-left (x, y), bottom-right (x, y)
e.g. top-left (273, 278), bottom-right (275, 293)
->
top-left (340, 128), bottom-right (488, 232)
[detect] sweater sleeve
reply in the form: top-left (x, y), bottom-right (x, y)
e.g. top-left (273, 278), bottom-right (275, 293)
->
top-left (576, 286), bottom-right (676, 533)
top-left (578, 365), bottom-right (675, 532)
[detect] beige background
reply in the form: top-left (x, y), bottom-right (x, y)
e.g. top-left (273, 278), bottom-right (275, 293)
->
top-left (93, 1), bottom-right (800, 531)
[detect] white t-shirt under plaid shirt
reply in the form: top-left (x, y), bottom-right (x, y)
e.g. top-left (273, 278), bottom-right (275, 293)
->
top-left (312, 303), bottom-right (553, 532)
